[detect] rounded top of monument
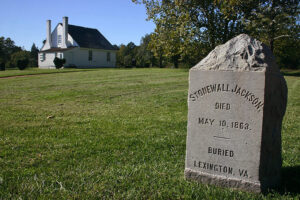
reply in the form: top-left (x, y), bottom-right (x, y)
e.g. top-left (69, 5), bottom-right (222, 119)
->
top-left (192, 34), bottom-right (279, 72)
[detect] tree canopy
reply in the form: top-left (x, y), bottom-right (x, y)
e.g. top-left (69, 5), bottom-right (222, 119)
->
top-left (132, 0), bottom-right (300, 69)
top-left (0, 37), bottom-right (39, 69)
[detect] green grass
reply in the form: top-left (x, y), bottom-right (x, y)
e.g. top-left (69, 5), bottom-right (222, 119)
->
top-left (280, 69), bottom-right (300, 77)
top-left (0, 68), bottom-right (97, 78)
top-left (0, 68), bottom-right (299, 199)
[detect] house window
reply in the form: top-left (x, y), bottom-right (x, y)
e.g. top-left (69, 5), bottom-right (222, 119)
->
top-left (107, 52), bottom-right (111, 62)
top-left (88, 50), bottom-right (93, 61)
top-left (55, 53), bottom-right (62, 58)
top-left (40, 53), bottom-right (45, 61)
top-left (58, 35), bottom-right (62, 44)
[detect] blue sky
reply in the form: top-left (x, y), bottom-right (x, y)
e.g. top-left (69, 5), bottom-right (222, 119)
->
top-left (0, 0), bottom-right (155, 50)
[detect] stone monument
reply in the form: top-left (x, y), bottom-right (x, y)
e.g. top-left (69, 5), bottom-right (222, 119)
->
top-left (184, 34), bottom-right (287, 193)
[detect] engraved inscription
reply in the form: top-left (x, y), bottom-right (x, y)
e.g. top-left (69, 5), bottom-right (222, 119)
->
top-left (208, 147), bottom-right (234, 157)
top-left (189, 83), bottom-right (230, 101)
top-left (193, 160), bottom-right (250, 178)
top-left (198, 118), bottom-right (251, 131)
top-left (194, 160), bottom-right (234, 175)
top-left (187, 76), bottom-right (262, 182)
top-left (215, 102), bottom-right (231, 110)
top-left (198, 117), bottom-right (215, 126)
top-left (231, 84), bottom-right (264, 112)
top-left (230, 121), bottom-right (250, 130)
top-left (239, 169), bottom-right (248, 178)
top-left (189, 83), bottom-right (264, 112)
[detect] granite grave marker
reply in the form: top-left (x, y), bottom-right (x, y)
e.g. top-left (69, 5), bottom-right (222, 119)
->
top-left (184, 34), bottom-right (287, 193)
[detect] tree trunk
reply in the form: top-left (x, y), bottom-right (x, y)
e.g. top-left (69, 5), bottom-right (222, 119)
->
top-left (174, 60), bottom-right (178, 68)
top-left (269, 39), bottom-right (274, 53)
top-left (159, 54), bottom-right (163, 68)
top-left (172, 55), bottom-right (179, 68)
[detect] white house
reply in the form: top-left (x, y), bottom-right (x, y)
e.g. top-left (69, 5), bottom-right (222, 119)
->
top-left (38, 17), bottom-right (117, 68)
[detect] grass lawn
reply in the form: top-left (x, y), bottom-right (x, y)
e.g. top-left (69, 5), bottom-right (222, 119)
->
top-left (0, 68), bottom-right (97, 78)
top-left (0, 68), bottom-right (299, 199)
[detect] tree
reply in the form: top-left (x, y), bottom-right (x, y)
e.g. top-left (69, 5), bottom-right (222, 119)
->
top-left (274, 36), bottom-right (300, 69)
top-left (241, 0), bottom-right (299, 53)
top-left (134, 0), bottom-right (299, 69)
top-left (116, 44), bottom-right (127, 67)
top-left (135, 0), bottom-right (190, 67)
top-left (136, 34), bottom-right (155, 67)
top-left (10, 51), bottom-right (30, 70)
top-left (221, 0), bottom-right (300, 68)
top-left (0, 58), bottom-right (5, 71)
top-left (29, 43), bottom-right (39, 67)
top-left (116, 42), bottom-right (137, 67)
top-left (133, 0), bottom-right (246, 67)
top-left (0, 37), bottom-right (22, 68)
top-left (148, 33), bottom-right (165, 68)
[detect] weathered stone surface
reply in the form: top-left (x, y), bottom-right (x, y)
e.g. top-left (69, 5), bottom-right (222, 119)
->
top-left (193, 34), bottom-right (278, 72)
top-left (185, 34), bottom-right (287, 193)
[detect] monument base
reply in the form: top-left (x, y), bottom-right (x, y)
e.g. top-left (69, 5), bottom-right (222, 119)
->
top-left (184, 168), bottom-right (261, 193)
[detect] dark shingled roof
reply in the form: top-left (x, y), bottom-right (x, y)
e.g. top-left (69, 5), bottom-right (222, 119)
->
top-left (68, 24), bottom-right (116, 50)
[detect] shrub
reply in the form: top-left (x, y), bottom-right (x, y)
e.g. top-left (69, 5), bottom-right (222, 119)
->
top-left (28, 58), bottom-right (38, 68)
top-left (5, 61), bottom-right (13, 69)
top-left (0, 62), bottom-right (5, 71)
top-left (10, 51), bottom-right (30, 70)
top-left (53, 57), bottom-right (66, 69)
top-left (17, 59), bottom-right (29, 70)
top-left (0, 58), bottom-right (5, 71)
top-left (274, 38), bottom-right (300, 69)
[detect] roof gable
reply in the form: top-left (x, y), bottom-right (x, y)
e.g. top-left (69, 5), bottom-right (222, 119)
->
top-left (68, 24), bottom-right (116, 50)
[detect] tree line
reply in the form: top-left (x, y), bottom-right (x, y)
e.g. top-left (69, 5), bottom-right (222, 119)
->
top-left (0, 37), bottom-right (39, 70)
top-left (2, 0), bottom-right (299, 71)
top-left (125, 0), bottom-right (299, 69)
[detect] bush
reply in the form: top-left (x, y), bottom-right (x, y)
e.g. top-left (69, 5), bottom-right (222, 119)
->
top-left (17, 59), bottom-right (29, 70)
top-left (0, 58), bottom-right (5, 71)
top-left (28, 58), bottom-right (38, 68)
top-left (5, 61), bottom-right (14, 69)
top-left (274, 38), bottom-right (300, 69)
top-left (0, 62), bottom-right (5, 71)
top-left (10, 51), bottom-right (30, 70)
top-left (53, 57), bottom-right (66, 69)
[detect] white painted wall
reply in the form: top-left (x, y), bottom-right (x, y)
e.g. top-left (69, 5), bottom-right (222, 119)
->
top-left (38, 52), bottom-right (57, 69)
top-left (39, 21), bottom-right (116, 68)
top-left (38, 48), bottom-right (116, 69)
top-left (64, 48), bottom-right (116, 68)
top-left (67, 33), bottom-right (78, 47)
top-left (41, 24), bottom-right (78, 51)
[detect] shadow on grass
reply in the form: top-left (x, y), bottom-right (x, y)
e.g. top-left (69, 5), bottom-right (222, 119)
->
top-left (276, 165), bottom-right (300, 195)
top-left (281, 71), bottom-right (300, 77)
top-left (0, 69), bottom-right (101, 79)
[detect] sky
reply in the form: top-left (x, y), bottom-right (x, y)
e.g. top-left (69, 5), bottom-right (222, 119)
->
top-left (0, 0), bottom-right (155, 50)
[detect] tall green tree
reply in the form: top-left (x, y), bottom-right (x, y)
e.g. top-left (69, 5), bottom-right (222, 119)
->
top-left (29, 43), bottom-right (39, 67)
top-left (240, 0), bottom-right (299, 52)
top-left (133, 0), bottom-right (247, 67)
top-left (125, 42), bottom-right (137, 67)
top-left (136, 34), bottom-right (155, 67)
top-left (148, 33), bottom-right (165, 68)
top-left (116, 44), bottom-right (126, 67)
top-left (0, 37), bottom-right (22, 67)
top-left (116, 42), bottom-right (138, 67)
top-left (221, 0), bottom-right (300, 68)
